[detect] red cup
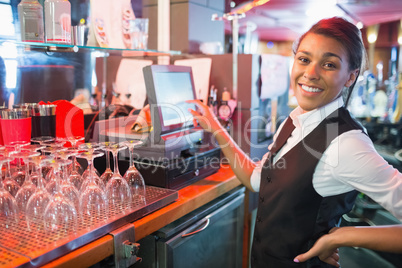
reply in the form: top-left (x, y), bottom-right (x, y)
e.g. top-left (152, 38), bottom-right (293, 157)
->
top-left (0, 118), bottom-right (32, 145)
top-left (0, 106), bottom-right (6, 145)
top-left (0, 109), bottom-right (32, 145)
top-left (0, 120), bottom-right (3, 145)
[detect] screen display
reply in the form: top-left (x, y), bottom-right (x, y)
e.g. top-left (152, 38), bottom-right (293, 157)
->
top-left (154, 72), bottom-right (196, 127)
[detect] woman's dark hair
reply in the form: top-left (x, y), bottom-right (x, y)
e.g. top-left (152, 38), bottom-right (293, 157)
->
top-left (293, 17), bottom-right (367, 107)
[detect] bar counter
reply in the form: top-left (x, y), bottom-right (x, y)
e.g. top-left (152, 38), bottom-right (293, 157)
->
top-left (40, 164), bottom-right (241, 268)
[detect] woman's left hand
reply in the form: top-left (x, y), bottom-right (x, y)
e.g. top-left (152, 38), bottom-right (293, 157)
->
top-left (293, 228), bottom-right (340, 267)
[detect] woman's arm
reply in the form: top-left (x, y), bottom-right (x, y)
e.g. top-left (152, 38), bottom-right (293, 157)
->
top-left (187, 99), bottom-right (256, 191)
top-left (294, 225), bottom-right (402, 267)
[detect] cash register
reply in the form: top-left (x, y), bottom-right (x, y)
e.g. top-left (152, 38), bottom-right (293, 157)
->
top-left (103, 65), bottom-right (221, 189)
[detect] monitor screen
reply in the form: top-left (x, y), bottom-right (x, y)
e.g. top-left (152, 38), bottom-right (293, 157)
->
top-left (143, 65), bottom-right (197, 136)
top-left (153, 72), bottom-right (196, 127)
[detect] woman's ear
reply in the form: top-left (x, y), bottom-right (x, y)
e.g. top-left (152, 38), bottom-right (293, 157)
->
top-left (345, 69), bottom-right (359, 87)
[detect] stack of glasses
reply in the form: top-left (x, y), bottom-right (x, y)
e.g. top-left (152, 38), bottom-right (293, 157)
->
top-left (0, 136), bottom-right (146, 235)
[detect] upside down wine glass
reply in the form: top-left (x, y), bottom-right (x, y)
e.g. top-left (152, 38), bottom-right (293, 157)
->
top-left (105, 143), bottom-right (131, 212)
top-left (44, 160), bottom-right (78, 233)
top-left (0, 156), bottom-right (19, 224)
top-left (79, 143), bottom-right (102, 190)
top-left (79, 150), bottom-right (108, 226)
top-left (99, 142), bottom-right (115, 185)
top-left (10, 140), bottom-right (30, 187)
top-left (66, 136), bottom-right (85, 175)
top-left (14, 150), bottom-right (41, 212)
top-left (54, 157), bottom-right (80, 211)
top-left (3, 150), bottom-right (20, 197)
top-left (123, 140), bottom-right (146, 205)
top-left (25, 155), bottom-right (54, 230)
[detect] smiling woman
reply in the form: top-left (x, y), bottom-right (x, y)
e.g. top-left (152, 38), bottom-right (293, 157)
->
top-left (188, 16), bottom-right (402, 268)
top-left (291, 20), bottom-right (365, 112)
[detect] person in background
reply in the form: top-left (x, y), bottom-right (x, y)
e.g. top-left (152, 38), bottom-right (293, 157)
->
top-left (188, 16), bottom-right (402, 267)
top-left (294, 225), bottom-right (402, 267)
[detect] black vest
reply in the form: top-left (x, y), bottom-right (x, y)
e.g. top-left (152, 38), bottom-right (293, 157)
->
top-left (251, 107), bottom-right (364, 268)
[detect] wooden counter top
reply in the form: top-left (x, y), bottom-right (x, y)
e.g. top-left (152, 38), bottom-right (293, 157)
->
top-left (42, 165), bottom-right (240, 268)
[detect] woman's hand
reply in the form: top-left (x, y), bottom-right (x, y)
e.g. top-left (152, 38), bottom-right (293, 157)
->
top-left (186, 99), bottom-right (222, 134)
top-left (294, 228), bottom-right (340, 267)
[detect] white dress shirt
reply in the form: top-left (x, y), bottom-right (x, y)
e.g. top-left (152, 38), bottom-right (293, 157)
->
top-left (250, 97), bottom-right (402, 221)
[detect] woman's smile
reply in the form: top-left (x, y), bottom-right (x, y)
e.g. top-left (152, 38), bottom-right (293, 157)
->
top-left (300, 84), bottom-right (324, 93)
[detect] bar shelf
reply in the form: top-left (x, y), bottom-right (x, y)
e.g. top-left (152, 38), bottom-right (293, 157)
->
top-left (0, 39), bottom-right (181, 57)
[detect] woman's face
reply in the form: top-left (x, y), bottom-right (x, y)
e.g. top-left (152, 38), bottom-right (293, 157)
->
top-left (291, 33), bottom-right (358, 112)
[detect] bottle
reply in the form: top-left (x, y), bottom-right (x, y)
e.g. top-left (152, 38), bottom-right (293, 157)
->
top-left (208, 85), bottom-right (215, 109)
top-left (121, 0), bottom-right (136, 49)
top-left (44, 0), bottom-right (71, 44)
top-left (221, 87), bottom-right (231, 102)
top-left (218, 88), bottom-right (232, 121)
top-left (17, 0), bottom-right (45, 43)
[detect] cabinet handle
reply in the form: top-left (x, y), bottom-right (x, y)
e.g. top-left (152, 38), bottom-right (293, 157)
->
top-left (181, 218), bottom-right (210, 238)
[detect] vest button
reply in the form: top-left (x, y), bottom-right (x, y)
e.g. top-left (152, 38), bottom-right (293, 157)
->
top-left (257, 216), bottom-right (262, 222)
top-left (259, 196), bottom-right (264, 203)
top-left (266, 176), bottom-right (272, 183)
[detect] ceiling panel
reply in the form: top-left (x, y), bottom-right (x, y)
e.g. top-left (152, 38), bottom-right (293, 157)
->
top-left (226, 0), bottom-right (402, 41)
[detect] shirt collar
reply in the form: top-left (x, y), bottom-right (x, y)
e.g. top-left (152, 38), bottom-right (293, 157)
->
top-left (290, 97), bottom-right (344, 130)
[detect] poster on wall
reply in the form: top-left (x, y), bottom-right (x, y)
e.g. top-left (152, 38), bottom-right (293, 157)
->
top-left (260, 54), bottom-right (289, 100)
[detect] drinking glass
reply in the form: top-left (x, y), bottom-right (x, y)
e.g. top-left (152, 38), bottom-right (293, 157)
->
top-left (105, 143), bottom-right (131, 212)
top-left (79, 143), bottom-right (101, 181)
top-left (0, 156), bottom-right (19, 224)
top-left (10, 140), bottom-right (30, 186)
top-left (14, 150), bottom-right (41, 212)
top-left (57, 158), bottom-right (80, 210)
top-left (42, 146), bottom-right (68, 195)
top-left (99, 142), bottom-right (115, 185)
top-left (43, 138), bottom-right (66, 148)
top-left (44, 160), bottom-right (78, 233)
top-left (0, 145), bottom-right (16, 179)
top-left (63, 149), bottom-right (85, 191)
top-left (25, 155), bottom-right (54, 230)
top-left (59, 135), bottom-right (85, 175)
top-left (3, 150), bottom-right (20, 197)
top-left (31, 136), bottom-right (55, 145)
top-left (79, 150), bottom-right (108, 225)
top-left (20, 144), bottom-right (45, 184)
top-left (122, 140), bottom-right (146, 204)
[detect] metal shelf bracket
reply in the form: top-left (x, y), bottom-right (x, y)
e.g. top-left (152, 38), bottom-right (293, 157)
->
top-left (110, 224), bottom-right (142, 267)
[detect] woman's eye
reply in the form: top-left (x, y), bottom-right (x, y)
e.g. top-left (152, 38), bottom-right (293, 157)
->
top-left (298, 57), bottom-right (309, 64)
top-left (324, 62), bottom-right (336, 68)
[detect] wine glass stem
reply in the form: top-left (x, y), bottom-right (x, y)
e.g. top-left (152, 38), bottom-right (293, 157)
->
top-left (113, 151), bottom-right (120, 175)
top-left (129, 147), bottom-right (134, 167)
top-left (88, 158), bottom-right (95, 183)
top-left (54, 167), bottom-right (61, 192)
top-left (72, 155), bottom-right (77, 172)
top-left (6, 161), bottom-right (12, 179)
top-left (24, 158), bottom-right (31, 183)
top-left (0, 162), bottom-right (4, 189)
top-left (61, 165), bottom-right (68, 184)
top-left (71, 141), bottom-right (77, 150)
top-left (105, 150), bottom-right (111, 170)
top-left (37, 165), bottom-right (44, 189)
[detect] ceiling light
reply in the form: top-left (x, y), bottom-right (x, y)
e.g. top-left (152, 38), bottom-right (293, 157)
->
top-left (356, 21), bottom-right (363, 29)
top-left (305, 1), bottom-right (343, 20)
top-left (368, 33), bottom-right (377, 43)
top-left (366, 24), bottom-right (379, 44)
